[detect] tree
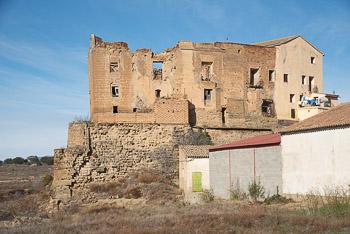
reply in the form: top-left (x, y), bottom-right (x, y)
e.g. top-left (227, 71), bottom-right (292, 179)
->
top-left (12, 157), bottom-right (26, 164)
top-left (27, 155), bottom-right (41, 165)
top-left (4, 158), bottom-right (13, 164)
top-left (40, 156), bottom-right (54, 165)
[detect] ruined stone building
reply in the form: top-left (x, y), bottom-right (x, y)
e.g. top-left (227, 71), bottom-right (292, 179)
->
top-left (51, 35), bottom-right (331, 207)
top-left (89, 34), bottom-right (326, 127)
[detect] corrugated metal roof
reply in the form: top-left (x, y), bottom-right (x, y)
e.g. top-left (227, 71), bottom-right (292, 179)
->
top-left (279, 102), bottom-right (350, 134)
top-left (209, 134), bottom-right (281, 152)
top-left (180, 145), bottom-right (210, 158)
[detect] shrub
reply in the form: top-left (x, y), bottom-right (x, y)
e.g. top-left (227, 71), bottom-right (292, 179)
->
top-left (40, 156), bottom-right (54, 165)
top-left (27, 155), bottom-right (41, 165)
top-left (72, 115), bottom-right (90, 123)
top-left (200, 189), bottom-right (214, 203)
top-left (42, 174), bottom-right (53, 186)
top-left (137, 169), bottom-right (162, 184)
top-left (230, 187), bottom-right (247, 201)
top-left (264, 194), bottom-right (292, 205)
top-left (248, 180), bottom-right (265, 202)
top-left (123, 186), bottom-right (142, 199)
top-left (4, 158), bottom-right (13, 164)
top-left (302, 186), bottom-right (350, 217)
top-left (181, 129), bottom-right (213, 145)
top-left (12, 157), bottom-right (26, 164)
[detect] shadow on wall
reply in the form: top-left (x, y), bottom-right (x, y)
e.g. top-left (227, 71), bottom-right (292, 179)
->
top-left (189, 102), bottom-right (196, 126)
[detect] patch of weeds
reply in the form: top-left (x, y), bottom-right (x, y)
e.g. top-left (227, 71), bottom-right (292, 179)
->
top-left (124, 186), bottom-right (142, 199)
top-left (264, 194), bottom-right (293, 205)
top-left (229, 187), bottom-right (247, 201)
top-left (301, 186), bottom-right (350, 217)
top-left (42, 174), bottom-right (53, 186)
top-left (248, 180), bottom-right (265, 203)
top-left (200, 189), bottom-right (214, 203)
top-left (137, 169), bottom-right (162, 184)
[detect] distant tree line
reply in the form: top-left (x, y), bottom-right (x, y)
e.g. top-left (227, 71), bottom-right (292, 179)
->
top-left (0, 156), bottom-right (53, 166)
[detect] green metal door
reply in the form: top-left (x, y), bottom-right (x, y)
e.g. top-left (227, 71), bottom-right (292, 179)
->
top-left (192, 172), bottom-right (202, 192)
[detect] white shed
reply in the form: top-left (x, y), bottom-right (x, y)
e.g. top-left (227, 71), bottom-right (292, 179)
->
top-left (280, 103), bottom-right (350, 195)
top-left (179, 145), bottom-right (210, 202)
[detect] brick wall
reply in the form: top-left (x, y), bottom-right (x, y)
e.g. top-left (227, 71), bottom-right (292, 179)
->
top-left (91, 98), bottom-right (189, 124)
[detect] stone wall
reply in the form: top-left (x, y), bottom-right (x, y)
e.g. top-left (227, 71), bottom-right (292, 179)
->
top-left (51, 122), bottom-right (195, 206)
top-left (51, 122), bottom-right (273, 208)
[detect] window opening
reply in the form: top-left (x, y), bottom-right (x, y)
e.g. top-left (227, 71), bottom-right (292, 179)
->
top-left (290, 94), bottom-right (295, 103)
top-left (261, 100), bottom-right (274, 117)
top-left (204, 89), bottom-right (212, 105)
top-left (110, 62), bottom-right (119, 72)
top-left (284, 74), bottom-right (288, 83)
top-left (155, 89), bottom-right (161, 98)
top-left (221, 107), bottom-right (226, 124)
top-left (153, 61), bottom-right (163, 80)
top-left (113, 106), bottom-right (118, 113)
top-left (111, 85), bottom-right (119, 97)
top-left (302, 75), bottom-right (306, 85)
top-left (201, 62), bottom-right (213, 81)
top-left (311, 57), bottom-right (315, 64)
top-left (291, 109), bottom-right (296, 119)
top-left (309, 76), bottom-right (314, 92)
top-left (250, 68), bottom-right (259, 86)
top-left (269, 70), bottom-right (275, 82)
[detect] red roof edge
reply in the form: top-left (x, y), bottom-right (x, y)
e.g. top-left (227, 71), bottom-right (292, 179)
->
top-left (209, 133), bottom-right (281, 152)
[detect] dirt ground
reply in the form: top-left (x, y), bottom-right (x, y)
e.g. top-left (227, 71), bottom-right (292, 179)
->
top-left (1, 165), bottom-right (350, 234)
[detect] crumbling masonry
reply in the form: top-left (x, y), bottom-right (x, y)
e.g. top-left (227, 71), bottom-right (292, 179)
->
top-left (51, 34), bottom-right (324, 206)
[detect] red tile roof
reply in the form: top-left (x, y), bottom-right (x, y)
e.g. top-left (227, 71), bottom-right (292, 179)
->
top-left (209, 133), bottom-right (281, 152)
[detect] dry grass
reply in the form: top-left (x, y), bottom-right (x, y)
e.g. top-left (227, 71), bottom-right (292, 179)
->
top-left (89, 168), bottom-right (180, 203)
top-left (4, 202), bottom-right (350, 234)
top-left (1, 166), bottom-right (350, 233)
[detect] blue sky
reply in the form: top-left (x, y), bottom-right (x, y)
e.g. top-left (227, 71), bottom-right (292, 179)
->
top-left (0, 0), bottom-right (349, 159)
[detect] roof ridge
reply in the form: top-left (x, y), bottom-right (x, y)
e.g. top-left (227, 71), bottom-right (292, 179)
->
top-left (253, 35), bottom-right (300, 45)
top-left (279, 103), bottom-right (350, 133)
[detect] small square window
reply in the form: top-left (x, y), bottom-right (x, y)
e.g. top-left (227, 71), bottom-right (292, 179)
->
top-left (113, 106), bottom-right (118, 113)
top-left (111, 85), bottom-right (119, 97)
top-left (311, 57), bottom-right (315, 64)
top-left (283, 74), bottom-right (288, 83)
top-left (110, 62), bottom-right (119, 72)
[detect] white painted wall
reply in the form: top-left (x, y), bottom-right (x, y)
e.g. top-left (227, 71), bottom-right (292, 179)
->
top-left (182, 157), bottom-right (209, 202)
top-left (281, 127), bottom-right (350, 195)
